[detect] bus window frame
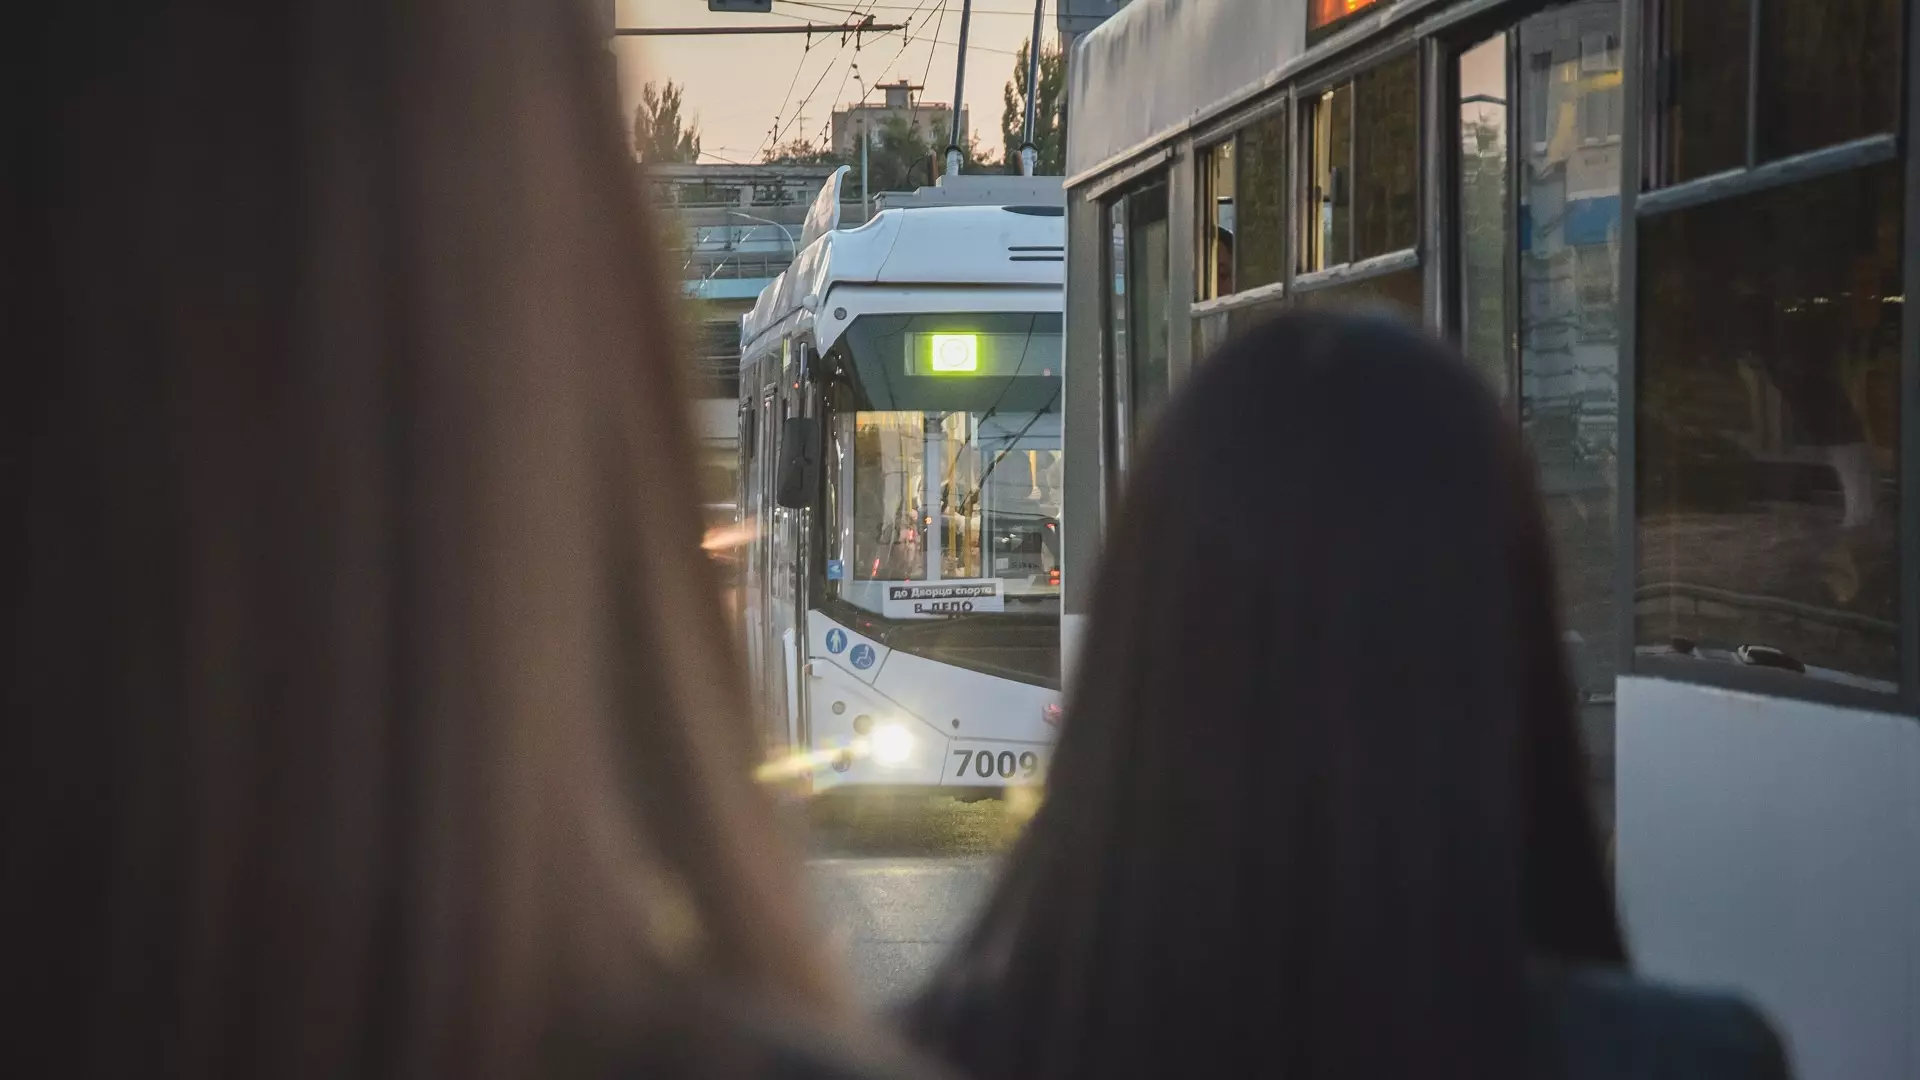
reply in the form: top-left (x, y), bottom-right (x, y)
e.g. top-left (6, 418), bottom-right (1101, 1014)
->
top-left (1062, 0), bottom-right (1917, 715)
top-left (1105, 175), bottom-right (1175, 495)
top-left (1617, 0), bottom-right (1919, 716)
top-left (1196, 135), bottom-right (1237, 301)
top-left (1291, 41), bottom-right (1425, 302)
top-left (1189, 93), bottom-right (1295, 323)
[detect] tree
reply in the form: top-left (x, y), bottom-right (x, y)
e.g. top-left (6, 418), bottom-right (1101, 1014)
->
top-left (763, 138), bottom-right (841, 166)
top-left (998, 39), bottom-right (1066, 174)
top-left (764, 115), bottom-right (989, 192)
top-left (632, 80), bottom-right (701, 163)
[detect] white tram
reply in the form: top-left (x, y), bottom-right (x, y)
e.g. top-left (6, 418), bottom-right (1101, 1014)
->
top-left (737, 168), bottom-right (1066, 796)
top-left (1061, 2), bottom-right (1918, 1077)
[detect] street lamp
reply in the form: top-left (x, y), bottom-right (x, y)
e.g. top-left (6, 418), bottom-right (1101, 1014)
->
top-left (696, 210), bottom-right (798, 286)
top-left (724, 210), bottom-right (796, 254)
top-left (852, 68), bottom-right (871, 215)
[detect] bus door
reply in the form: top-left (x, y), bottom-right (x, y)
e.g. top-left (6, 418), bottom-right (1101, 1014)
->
top-left (1448, 3), bottom-right (1624, 829)
top-left (739, 390), bottom-right (762, 701)
top-left (763, 338), bottom-right (809, 758)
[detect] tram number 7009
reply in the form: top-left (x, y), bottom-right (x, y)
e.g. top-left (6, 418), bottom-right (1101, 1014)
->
top-left (951, 748), bottom-right (1042, 781)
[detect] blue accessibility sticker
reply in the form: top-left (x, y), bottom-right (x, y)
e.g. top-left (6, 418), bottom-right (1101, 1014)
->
top-left (849, 643), bottom-right (876, 670)
top-left (825, 628), bottom-right (848, 654)
top-left (826, 559), bottom-right (846, 581)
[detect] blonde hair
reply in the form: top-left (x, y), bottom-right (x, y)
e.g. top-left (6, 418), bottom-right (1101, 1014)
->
top-left (10, 0), bottom-right (839, 1075)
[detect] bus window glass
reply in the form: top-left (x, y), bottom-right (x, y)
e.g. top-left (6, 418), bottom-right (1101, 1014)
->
top-left (1193, 309), bottom-right (1230, 361)
top-left (1199, 139), bottom-right (1236, 299)
top-left (1519, 3), bottom-right (1624, 726)
top-left (1756, 0), bottom-right (1900, 163)
top-left (1328, 86), bottom-right (1353, 265)
top-left (1236, 107), bottom-right (1288, 291)
top-left (828, 312), bottom-right (1064, 619)
top-left (1302, 84), bottom-right (1354, 272)
top-left (1657, 0), bottom-right (1750, 184)
top-left (1126, 184), bottom-right (1173, 449)
top-left (1293, 266), bottom-right (1422, 317)
top-left (1458, 33), bottom-right (1511, 400)
top-left (1107, 199), bottom-right (1129, 450)
top-left (1225, 293), bottom-right (1288, 340)
top-left (1353, 51), bottom-right (1419, 260)
top-left (1636, 160), bottom-right (1903, 689)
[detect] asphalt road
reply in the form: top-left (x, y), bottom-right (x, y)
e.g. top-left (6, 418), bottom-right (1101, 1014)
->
top-left (802, 794), bottom-right (1033, 1007)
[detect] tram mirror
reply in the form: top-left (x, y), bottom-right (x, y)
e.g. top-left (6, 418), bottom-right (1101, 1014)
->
top-left (775, 416), bottom-right (821, 510)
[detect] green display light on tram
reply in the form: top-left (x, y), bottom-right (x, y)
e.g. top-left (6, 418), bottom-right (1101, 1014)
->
top-left (930, 334), bottom-right (980, 373)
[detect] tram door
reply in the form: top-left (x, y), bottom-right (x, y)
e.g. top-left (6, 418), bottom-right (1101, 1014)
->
top-left (762, 339), bottom-right (805, 758)
top-left (1450, 1), bottom-right (1624, 829)
top-left (749, 378), bottom-right (783, 755)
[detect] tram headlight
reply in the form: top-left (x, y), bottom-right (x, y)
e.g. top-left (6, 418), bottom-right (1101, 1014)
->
top-left (870, 723), bottom-right (915, 766)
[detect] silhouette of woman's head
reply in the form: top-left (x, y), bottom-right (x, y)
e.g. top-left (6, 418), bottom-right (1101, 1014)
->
top-left (910, 309), bottom-right (1623, 1079)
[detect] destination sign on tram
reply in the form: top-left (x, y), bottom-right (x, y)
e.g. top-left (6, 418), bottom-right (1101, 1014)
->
top-left (905, 331), bottom-right (1050, 379)
top-left (883, 578), bottom-right (1005, 619)
top-left (1308, 0), bottom-right (1382, 40)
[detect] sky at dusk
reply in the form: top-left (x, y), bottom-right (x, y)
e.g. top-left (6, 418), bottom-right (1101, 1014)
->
top-left (613, 0), bottom-right (1059, 165)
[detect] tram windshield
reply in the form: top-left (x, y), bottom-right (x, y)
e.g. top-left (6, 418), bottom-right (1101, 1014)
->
top-left (825, 311), bottom-right (1063, 621)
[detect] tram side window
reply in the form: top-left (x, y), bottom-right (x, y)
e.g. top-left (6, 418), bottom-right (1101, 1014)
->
top-left (1197, 107), bottom-right (1289, 304)
top-left (1193, 310), bottom-right (1229, 361)
top-left (1653, 0), bottom-right (1900, 187)
top-left (1301, 83), bottom-right (1352, 273)
top-left (1352, 52), bottom-right (1418, 261)
top-left (1109, 183), bottom-right (1172, 457)
top-left (1198, 138), bottom-right (1236, 300)
top-left (1457, 33), bottom-right (1511, 400)
top-left (1636, 160), bottom-right (1903, 690)
top-left (1236, 107), bottom-right (1289, 292)
top-left (1106, 201), bottom-right (1129, 483)
top-left (1294, 266), bottom-right (1422, 318)
top-left (1300, 52), bottom-right (1418, 273)
top-left (1756, 0), bottom-right (1900, 162)
top-left (1126, 185), bottom-right (1173, 448)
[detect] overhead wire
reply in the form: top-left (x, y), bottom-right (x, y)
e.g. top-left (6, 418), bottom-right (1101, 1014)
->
top-left (907, 0), bottom-right (949, 154)
top-left (742, 0), bottom-right (1031, 162)
top-left (756, 3), bottom-right (913, 158)
top-left (768, 35), bottom-right (859, 152)
top-left (758, 35), bottom-right (818, 159)
top-left (780, 0), bottom-right (1036, 15)
top-left (819, 55), bottom-right (861, 148)
top-left (775, 0), bottom-right (942, 155)
top-left (860, 0), bottom-right (938, 88)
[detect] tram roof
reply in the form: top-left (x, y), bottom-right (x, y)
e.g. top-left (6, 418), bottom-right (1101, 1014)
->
top-left (1067, 0), bottom-right (1436, 181)
top-left (740, 197), bottom-right (1064, 353)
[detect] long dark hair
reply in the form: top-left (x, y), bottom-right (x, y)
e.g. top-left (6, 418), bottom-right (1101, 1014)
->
top-left (7, 2), bottom-right (848, 1077)
top-left (904, 311), bottom-right (1625, 1079)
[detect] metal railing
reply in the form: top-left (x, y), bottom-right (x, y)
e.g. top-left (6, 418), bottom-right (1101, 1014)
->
top-left (681, 253), bottom-right (790, 281)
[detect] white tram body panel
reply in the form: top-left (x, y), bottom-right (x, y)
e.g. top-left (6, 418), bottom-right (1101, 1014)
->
top-left (1059, 1), bottom-right (1919, 1077)
top-left (1617, 680), bottom-right (1920, 1080)
top-left (804, 611), bottom-right (1058, 792)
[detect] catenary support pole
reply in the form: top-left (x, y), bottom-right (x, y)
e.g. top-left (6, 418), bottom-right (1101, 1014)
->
top-left (945, 0), bottom-right (974, 177)
top-left (1019, 0), bottom-right (1043, 175)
